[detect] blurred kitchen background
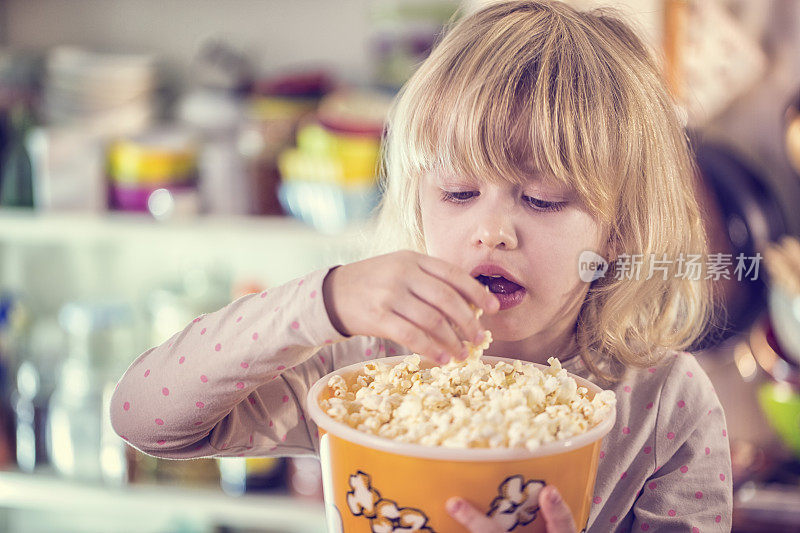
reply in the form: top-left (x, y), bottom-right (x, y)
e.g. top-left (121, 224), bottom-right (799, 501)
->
top-left (0, 0), bottom-right (799, 532)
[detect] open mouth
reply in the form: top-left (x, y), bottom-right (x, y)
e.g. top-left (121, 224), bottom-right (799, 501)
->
top-left (475, 274), bottom-right (524, 294)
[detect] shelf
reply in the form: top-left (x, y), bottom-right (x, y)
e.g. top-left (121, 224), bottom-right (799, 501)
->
top-left (0, 208), bottom-right (372, 250)
top-left (0, 470), bottom-right (327, 533)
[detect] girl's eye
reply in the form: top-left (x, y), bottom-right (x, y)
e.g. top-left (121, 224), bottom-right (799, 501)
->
top-left (441, 190), bottom-right (479, 203)
top-left (523, 195), bottom-right (567, 212)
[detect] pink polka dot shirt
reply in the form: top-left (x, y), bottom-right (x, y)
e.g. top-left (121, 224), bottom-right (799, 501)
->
top-left (110, 268), bottom-right (732, 531)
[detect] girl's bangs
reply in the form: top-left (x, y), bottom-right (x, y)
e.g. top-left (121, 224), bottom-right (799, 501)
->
top-left (396, 32), bottom-right (623, 223)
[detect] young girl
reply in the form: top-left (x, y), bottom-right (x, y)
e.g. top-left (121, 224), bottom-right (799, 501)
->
top-left (111, 1), bottom-right (733, 531)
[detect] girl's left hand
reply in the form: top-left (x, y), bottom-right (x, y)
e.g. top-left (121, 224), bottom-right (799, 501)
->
top-left (446, 485), bottom-right (577, 533)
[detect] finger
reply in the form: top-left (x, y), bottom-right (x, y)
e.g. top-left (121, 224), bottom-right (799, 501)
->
top-left (391, 294), bottom-right (463, 361)
top-left (446, 497), bottom-right (503, 533)
top-left (539, 486), bottom-right (577, 533)
top-left (378, 310), bottom-right (452, 364)
top-left (407, 273), bottom-right (485, 349)
top-left (418, 255), bottom-right (500, 314)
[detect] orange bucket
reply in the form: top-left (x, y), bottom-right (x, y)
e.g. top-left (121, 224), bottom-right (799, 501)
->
top-left (306, 355), bottom-right (616, 532)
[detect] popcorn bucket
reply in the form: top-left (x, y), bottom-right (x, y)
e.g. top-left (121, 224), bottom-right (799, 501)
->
top-left (306, 356), bottom-right (616, 533)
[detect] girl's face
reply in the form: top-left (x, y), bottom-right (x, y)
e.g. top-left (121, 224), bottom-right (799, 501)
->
top-left (419, 169), bottom-right (606, 361)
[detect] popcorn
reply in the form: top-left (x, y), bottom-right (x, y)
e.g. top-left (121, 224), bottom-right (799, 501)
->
top-left (320, 330), bottom-right (616, 451)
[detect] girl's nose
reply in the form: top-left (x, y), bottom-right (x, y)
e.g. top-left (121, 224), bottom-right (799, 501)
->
top-left (474, 213), bottom-right (518, 250)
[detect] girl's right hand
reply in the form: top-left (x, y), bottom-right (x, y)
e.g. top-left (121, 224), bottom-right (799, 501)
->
top-left (322, 250), bottom-right (500, 364)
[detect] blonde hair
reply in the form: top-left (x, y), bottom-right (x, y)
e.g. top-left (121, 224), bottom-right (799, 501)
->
top-left (372, 0), bottom-right (713, 381)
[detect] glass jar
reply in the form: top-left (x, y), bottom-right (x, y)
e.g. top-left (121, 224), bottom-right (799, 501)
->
top-left (47, 301), bottom-right (136, 483)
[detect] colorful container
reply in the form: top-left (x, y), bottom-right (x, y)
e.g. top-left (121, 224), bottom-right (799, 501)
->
top-left (307, 355), bottom-right (616, 533)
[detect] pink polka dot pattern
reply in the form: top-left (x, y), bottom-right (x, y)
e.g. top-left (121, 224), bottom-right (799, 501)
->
top-left (252, 332), bottom-right (258, 341)
top-left (593, 496), bottom-right (601, 504)
top-left (298, 280), bottom-right (304, 286)
top-left (389, 348), bottom-right (397, 355)
top-left (680, 465), bottom-right (689, 474)
top-left (599, 451), bottom-right (605, 459)
top-left (196, 402), bottom-right (205, 408)
top-left (260, 291), bottom-right (268, 298)
top-left (215, 343), bottom-right (222, 351)
top-left (123, 402), bottom-right (130, 411)
top-left (667, 432), bottom-right (675, 440)
top-left (648, 482), bottom-right (657, 490)
top-left (668, 510), bottom-right (676, 517)
top-left (643, 446), bottom-right (652, 454)
top-left (620, 471), bottom-right (627, 480)
top-left (281, 434), bottom-right (288, 441)
top-left (291, 321), bottom-right (299, 329)
top-left (610, 516), bottom-right (618, 523)
top-left (324, 339), bottom-right (332, 344)
top-left (241, 362), bottom-right (249, 369)
top-left (365, 348), bottom-right (373, 357)
top-left (624, 385), bottom-right (632, 392)
top-left (622, 426), bottom-right (631, 435)
top-left (269, 420), bottom-right (274, 427)
top-left (236, 382), bottom-right (244, 389)
top-left (648, 368), bottom-right (656, 374)
top-left (193, 317), bottom-right (202, 323)
top-left (277, 365), bottom-right (285, 371)
top-left (157, 439), bottom-right (166, 445)
top-left (705, 447), bottom-right (711, 455)
top-left (162, 388), bottom-right (169, 396)
top-left (646, 402), bottom-right (653, 410)
top-left (248, 397), bottom-right (256, 406)
top-left (320, 355), bottom-right (326, 364)
top-left (686, 371), bottom-right (693, 377)
top-left (200, 375), bottom-right (208, 383)
top-left (236, 316), bottom-right (242, 322)
top-left (719, 473), bottom-right (725, 481)
top-left (310, 290), bottom-right (317, 298)
top-left (200, 328), bottom-right (206, 335)
top-left (155, 418), bottom-right (164, 425)
top-left (692, 527), bottom-right (699, 533)
top-left (144, 369), bottom-right (150, 378)
top-left (677, 400), bottom-right (685, 408)
top-left (715, 515), bottom-right (721, 523)
top-left (641, 523), bottom-right (650, 531)
top-left (722, 429), bottom-right (727, 437)
top-left (282, 395), bottom-right (289, 403)
top-left (178, 356), bottom-right (185, 364)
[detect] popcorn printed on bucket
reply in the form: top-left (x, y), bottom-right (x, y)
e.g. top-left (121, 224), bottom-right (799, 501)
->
top-left (321, 330), bottom-right (616, 451)
top-left (347, 471), bottom-right (434, 533)
top-left (488, 475), bottom-right (545, 531)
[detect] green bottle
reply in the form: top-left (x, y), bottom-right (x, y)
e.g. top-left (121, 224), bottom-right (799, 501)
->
top-left (0, 103), bottom-right (35, 208)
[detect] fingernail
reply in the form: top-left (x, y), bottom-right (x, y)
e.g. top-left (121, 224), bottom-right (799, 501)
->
top-left (437, 352), bottom-right (450, 364)
top-left (447, 498), bottom-right (463, 514)
top-left (549, 488), bottom-right (561, 505)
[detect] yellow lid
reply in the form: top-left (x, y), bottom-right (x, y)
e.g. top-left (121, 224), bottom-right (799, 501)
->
top-left (108, 130), bottom-right (198, 185)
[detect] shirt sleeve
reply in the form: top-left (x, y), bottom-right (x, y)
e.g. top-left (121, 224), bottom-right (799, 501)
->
top-left (109, 267), bottom-right (349, 459)
top-left (630, 354), bottom-right (733, 531)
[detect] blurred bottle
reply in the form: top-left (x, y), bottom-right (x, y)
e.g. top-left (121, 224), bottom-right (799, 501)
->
top-left (287, 457), bottom-right (324, 502)
top-left (47, 301), bottom-right (135, 483)
top-left (0, 102), bottom-right (35, 208)
top-left (12, 315), bottom-right (64, 473)
top-left (219, 457), bottom-right (289, 496)
top-left (241, 70), bottom-right (333, 215)
top-left (0, 294), bottom-right (22, 468)
top-left (178, 39), bottom-right (252, 216)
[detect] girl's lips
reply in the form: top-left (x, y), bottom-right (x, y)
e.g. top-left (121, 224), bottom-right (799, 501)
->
top-left (494, 287), bottom-right (526, 310)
